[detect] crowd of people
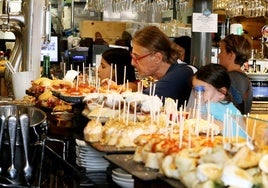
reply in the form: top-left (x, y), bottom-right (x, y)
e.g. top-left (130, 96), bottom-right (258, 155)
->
top-left (97, 25), bottom-right (253, 132)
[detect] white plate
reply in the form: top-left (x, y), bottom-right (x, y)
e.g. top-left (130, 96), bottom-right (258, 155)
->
top-left (76, 147), bottom-right (105, 155)
top-left (76, 145), bottom-right (96, 151)
top-left (112, 174), bottom-right (134, 183)
top-left (112, 168), bottom-right (132, 179)
top-left (77, 156), bottom-right (107, 162)
top-left (76, 151), bottom-right (101, 157)
top-left (76, 163), bottom-right (108, 169)
top-left (112, 175), bottom-right (134, 188)
top-left (76, 158), bottom-right (109, 166)
top-left (76, 149), bottom-right (104, 157)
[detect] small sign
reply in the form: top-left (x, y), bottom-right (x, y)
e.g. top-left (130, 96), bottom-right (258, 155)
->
top-left (192, 13), bottom-right (218, 33)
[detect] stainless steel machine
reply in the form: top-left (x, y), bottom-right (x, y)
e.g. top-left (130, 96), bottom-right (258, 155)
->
top-left (247, 73), bottom-right (268, 114)
top-left (1, 0), bottom-right (50, 97)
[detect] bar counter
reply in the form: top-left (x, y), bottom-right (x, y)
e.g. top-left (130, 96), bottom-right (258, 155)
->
top-left (2, 97), bottom-right (267, 187)
top-left (38, 103), bottom-right (180, 188)
top-left (0, 90), bottom-right (148, 187)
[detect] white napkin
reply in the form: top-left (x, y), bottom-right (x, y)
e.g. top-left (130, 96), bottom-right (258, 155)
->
top-left (63, 70), bottom-right (79, 82)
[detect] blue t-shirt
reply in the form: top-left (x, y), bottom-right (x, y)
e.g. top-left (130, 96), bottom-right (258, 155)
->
top-left (208, 101), bottom-right (247, 138)
top-left (143, 63), bottom-right (193, 108)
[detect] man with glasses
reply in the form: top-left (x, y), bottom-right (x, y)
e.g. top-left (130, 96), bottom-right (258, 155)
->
top-left (131, 26), bottom-right (193, 109)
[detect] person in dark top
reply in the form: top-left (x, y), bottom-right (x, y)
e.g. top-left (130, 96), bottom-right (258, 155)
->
top-left (131, 26), bottom-right (193, 108)
top-left (98, 48), bottom-right (138, 91)
top-left (172, 36), bottom-right (198, 74)
top-left (191, 63), bottom-right (246, 138)
top-left (115, 31), bottom-right (132, 50)
top-left (94, 32), bottom-right (108, 45)
top-left (218, 34), bottom-right (253, 114)
top-left (173, 36), bottom-right (191, 65)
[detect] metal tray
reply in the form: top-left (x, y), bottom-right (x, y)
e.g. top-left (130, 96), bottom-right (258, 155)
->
top-left (104, 154), bottom-right (158, 181)
top-left (104, 154), bottom-right (186, 187)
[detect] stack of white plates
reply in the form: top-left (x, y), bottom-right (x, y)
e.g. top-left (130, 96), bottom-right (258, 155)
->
top-left (75, 139), bottom-right (109, 172)
top-left (112, 168), bottom-right (134, 188)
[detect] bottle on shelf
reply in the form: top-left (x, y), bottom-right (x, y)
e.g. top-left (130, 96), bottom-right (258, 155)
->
top-left (41, 54), bottom-right (52, 79)
top-left (252, 59), bottom-right (257, 73)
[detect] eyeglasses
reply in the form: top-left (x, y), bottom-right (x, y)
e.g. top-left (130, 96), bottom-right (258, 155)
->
top-left (130, 52), bottom-right (153, 63)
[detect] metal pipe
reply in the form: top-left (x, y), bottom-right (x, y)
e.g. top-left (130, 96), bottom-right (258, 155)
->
top-left (43, 0), bottom-right (51, 44)
top-left (71, 0), bottom-right (74, 31)
top-left (191, 0), bottom-right (212, 68)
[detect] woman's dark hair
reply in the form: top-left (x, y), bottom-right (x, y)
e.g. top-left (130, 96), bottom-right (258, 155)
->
top-left (195, 63), bottom-right (232, 101)
top-left (221, 34), bottom-right (251, 67)
top-left (174, 36), bottom-right (191, 65)
top-left (102, 48), bottom-right (136, 84)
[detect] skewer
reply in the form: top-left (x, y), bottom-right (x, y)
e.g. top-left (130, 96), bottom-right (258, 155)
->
top-left (206, 114), bottom-right (210, 139)
top-left (188, 125), bottom-right (192, 149)
top-left (126, 101), bottom-right (130, 125)
top-left (108, 64), bottom-right (113, 91)
top-left (211, 116), bottom-right (214, 142)
top-left (126, 80), bottom-right (129, 90)
top-left (95, 66), bottom-right (98, 88)
top-left (252, 114), bottom-right (258, 140)
top-left (96, 101), bottom-right (105, 123)
top-left (134, 101), bottom-right (137, 125)
top-left (115, 64), bottom-right (117, 84)
top-left (63, 62), bottom-right (66, 77)
top-left (82, 62), bottom-right (85, 83)
top-left (223, 114), bottom-right (226, 143)
top-left (152, 83), bottom-right (156, 96)
top-left (112, 95), bottom-right (116, 119)
top-left (88, 64), bottom-right (92, 84)
top-left (118, 98), bottom-right (121, 120)
top-left (76, 66), bottom-right (79, 90)
top-left (235, 113), bottom-right (239, 144)
top-left (123, 66), bottom-right (126, 86)
top-left (122, 100), bottom-right (126, 123)
top-left (157, 109), bottom-right (160, 126)
top-left (149, 82), bottom-right (152, 96)
top-left (246, 114), bottom-right (249, 143)
top-left (165, 114), bottom-right (169, 137)
top-left (179, 106), bottom-right (184, 149)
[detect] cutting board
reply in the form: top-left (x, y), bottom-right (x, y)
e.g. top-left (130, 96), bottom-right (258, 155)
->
top-left (79, 20), bottom-right (127, 44)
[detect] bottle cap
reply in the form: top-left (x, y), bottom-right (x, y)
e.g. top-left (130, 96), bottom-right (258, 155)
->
top-left (194, 85), bottom-right (205, 92)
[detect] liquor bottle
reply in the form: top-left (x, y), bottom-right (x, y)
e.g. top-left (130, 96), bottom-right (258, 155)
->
top-left (41, 54), bottom-right (52, 79)
top-left (252, 59), bottom-right (257, 73)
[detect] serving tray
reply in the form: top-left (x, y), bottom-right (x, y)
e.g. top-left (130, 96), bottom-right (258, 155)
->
top-left (88, 142), bottom-right (135, 154)
top-left (104, 154), bottom-right (186, 187)
top-left (104, 154), bottom-right (158, 181)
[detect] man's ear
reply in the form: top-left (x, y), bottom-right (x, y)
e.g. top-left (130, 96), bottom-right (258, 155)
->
top-left (153, 51), bottom-right (163, 64)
